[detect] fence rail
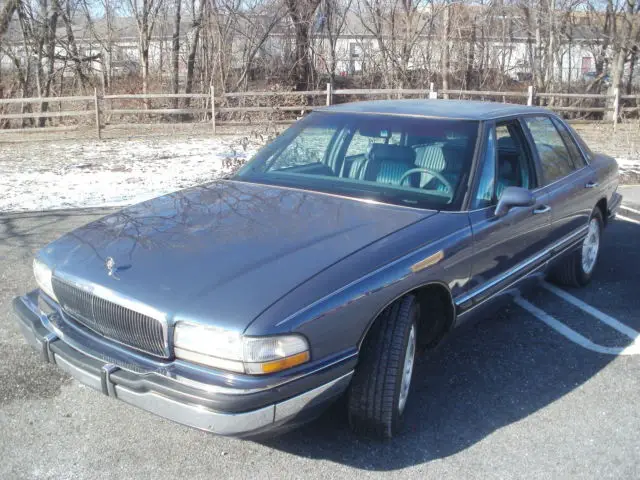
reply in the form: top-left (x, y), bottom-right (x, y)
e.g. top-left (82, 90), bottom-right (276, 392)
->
top-left (0, 84), bottom-right (631, 139)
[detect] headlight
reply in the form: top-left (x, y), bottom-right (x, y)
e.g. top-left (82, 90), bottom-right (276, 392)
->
top-left (33, 258), bottom-right (57, 302)
top-left (173, 322), bottom-right (310, 375)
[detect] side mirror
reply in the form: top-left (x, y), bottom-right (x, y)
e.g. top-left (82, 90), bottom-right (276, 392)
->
top-left (495, 186), bottom-right (535, 217)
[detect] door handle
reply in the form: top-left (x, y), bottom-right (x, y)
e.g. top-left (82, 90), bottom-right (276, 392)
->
top-left (585, 181), bottom-right (599, 188)
top-left (533, 205), bottom-right (552, 215)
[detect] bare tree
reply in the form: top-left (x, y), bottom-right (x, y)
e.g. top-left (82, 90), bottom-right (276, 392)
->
top-left (441, 0), bottom-right (451, 94)
top-left (354, 0), bottom-right (441, 90)
top-left (312, 0), bottom-right (354, 86)
top-left (606, 0), bottom-right (640, 102)
top-left (183, 0), bottom-right (205, 102)
top-left (170, 0), bottom-right (181, 108)
top-left (285, 0), bottom-right (322, 90)
top-left (126, 0), bottom-right (165, 104)
top-left (0, 0), bottom-right (20, 42)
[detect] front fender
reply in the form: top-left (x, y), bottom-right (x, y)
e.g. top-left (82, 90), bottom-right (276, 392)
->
top-left (245, 212), bottom-right (473, 360)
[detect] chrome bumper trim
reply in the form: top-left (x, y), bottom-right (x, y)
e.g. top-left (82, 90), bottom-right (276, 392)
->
top-left (14, 294), bottom-right (354, 436)
top-left (114, 372), bottom-right (353, 435)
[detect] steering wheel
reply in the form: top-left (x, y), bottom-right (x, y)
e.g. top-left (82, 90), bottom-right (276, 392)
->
top-left (399, 168), bottom-right (454, 200)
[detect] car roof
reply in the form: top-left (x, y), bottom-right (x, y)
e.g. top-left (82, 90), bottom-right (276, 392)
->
top-left (315, 99), bottom-right (550, 121)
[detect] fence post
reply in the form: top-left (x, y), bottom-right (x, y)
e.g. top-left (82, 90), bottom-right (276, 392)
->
top-left (613, 87), bottom-right (620, 127)
top-left (210, 84), bottom-right (216, 135)
top-left (326, 82), bottom-right (332, 106)
top-left (94, 87), bottom-right (101, 140)
top-left (527, 85), bottom-right (534, 106)
top-left (428, 83), bottom-right (438, 99)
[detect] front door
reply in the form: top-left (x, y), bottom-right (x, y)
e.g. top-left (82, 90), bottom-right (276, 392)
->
top-left (459, 119), bottom-right (552, 314)
top-left (521, 115), bottom-right (595, 247)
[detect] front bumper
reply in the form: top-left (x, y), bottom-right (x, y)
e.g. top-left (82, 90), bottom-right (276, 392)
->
top-left (13, 292), bottom-right (354, 437)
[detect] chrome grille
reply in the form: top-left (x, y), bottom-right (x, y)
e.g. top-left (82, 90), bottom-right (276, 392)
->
top-left (52, 277), bottom-right (167, 358)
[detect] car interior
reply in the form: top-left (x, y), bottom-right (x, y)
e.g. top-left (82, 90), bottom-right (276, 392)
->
top-left (269, 128), bottom-right (472, 198)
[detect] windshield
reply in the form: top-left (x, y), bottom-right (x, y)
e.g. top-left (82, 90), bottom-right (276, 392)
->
top-left (233, 111), bottom-right (479, 210)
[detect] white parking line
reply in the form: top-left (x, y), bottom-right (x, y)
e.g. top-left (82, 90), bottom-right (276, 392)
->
top-left (541, 281), bottom-right (640, 340)
top-left (514, 295), bottom-right (640, 356)
top-left (620, 204), bottom-right (640, 215)
top-left (617, 214), bottom-right (640, 225)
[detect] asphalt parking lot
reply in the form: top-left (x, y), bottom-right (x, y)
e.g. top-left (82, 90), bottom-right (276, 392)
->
top-left (1, 188), bottom-right (639, 479)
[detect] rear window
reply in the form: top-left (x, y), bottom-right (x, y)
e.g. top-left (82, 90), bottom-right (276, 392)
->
top-left (234, 112), bottom-right (479, 211)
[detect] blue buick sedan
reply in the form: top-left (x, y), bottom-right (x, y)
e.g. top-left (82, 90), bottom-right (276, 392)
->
top-left (15, 100), bottom-right (621, 439)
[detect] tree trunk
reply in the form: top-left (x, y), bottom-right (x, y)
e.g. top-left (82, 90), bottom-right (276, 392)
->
top-left (607, 0), bottom-right (639, 120)
top-left (39, 1), bottom-right (59, 127)
top-left (294, 21), bottom-right (312, 90)
top-left (441, 4), bottom-right (450, 98)
top-left (0, 0), bottom-right (19, 41)
top-left (465, 22), bottom-right (476, 90)
top-left (184, 0), bottom-right (204, 108)
top-left (285, 0), bottom-right (321, 91)
top-left (140, 34), bottom-right (150, 109)
top-left (171, 0), bottom-right (181, 109)
top-left (57, 0), bottom-right (87, 93)
top-left (627, 47), bottom-right (637, 95)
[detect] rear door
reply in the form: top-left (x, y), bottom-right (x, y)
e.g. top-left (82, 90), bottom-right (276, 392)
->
top-left (521, 115), bottom-right (595, 246)
top-left (461, 119), bottom-right (551, 312)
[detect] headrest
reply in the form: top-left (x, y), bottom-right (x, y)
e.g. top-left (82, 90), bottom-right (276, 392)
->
top-left (499, 161), bottom-right (514, 175)
top-left (367, 144), bottom-right (416, 165)
top-left (497, 136), bottom-right (516, 150)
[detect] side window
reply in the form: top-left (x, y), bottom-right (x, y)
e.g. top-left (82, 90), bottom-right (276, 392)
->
top-left (495, 121), bottom-right (535, 199)
top-left (524, 116), bottom-right (576, 184)
top-left (472, 126), bottom-right (496, 209)
top-left (566, 124), bottom-right (593, 163)
top-left (267, 126), bottom-right (334, 171)
top-left (551, 118), bottom-right (587, 168)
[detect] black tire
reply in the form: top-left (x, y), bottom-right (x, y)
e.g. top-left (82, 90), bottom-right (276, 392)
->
top-left (347, 295), bottom-right (419, 439)
top-left (550, 208), bottom-right (603, 288)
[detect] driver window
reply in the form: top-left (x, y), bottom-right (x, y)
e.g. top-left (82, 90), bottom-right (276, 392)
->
top-left (494, 121), bottom-right (534, 198)
top-left (473, 121), bottom-right (535, 208)
top-left (472, 126), bottom-right (496, 209)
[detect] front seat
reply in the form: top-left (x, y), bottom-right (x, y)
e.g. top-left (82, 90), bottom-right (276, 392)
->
top-left (413, 143), bottom-right (451, 190)
top-left (496, 136), bottom-right (521, 199)
top-left (369, 144), bottom-right (417, 186)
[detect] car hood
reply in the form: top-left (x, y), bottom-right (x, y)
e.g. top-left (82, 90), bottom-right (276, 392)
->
top-left (43, 180), bottom-right (436, 332)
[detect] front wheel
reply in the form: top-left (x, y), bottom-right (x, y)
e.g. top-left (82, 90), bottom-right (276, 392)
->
top-left (550, 208), bottom-right (603, 287)
top-left (347, 295), bottom-right (419, 439)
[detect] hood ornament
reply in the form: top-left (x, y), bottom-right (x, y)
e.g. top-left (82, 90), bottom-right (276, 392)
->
top-left (105, 257), bottom-right (117, 276)
top-left (104, 257), bottom-right (131, 279)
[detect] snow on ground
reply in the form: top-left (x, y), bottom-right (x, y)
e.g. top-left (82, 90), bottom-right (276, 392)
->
top-left (617, 157), bottom-right (640, 183)
top-left (0, 136), bottom-right (261, 213)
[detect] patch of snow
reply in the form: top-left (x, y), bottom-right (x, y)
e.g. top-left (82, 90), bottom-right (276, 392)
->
top-left (617, 157), bottom-right (640, 174)
top-left (0, 136), bottom-right (261, 213)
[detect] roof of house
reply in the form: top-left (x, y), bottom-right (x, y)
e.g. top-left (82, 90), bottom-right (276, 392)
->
top-left (317, 99), bottom-right (550, 120)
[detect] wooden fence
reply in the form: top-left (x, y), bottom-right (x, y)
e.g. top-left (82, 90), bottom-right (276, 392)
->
top-left (1, 84), bottom-right (638, 139)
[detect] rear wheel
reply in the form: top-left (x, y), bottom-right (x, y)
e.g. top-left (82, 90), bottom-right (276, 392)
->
top-left (347, 295), bottom-right (419, 439)
top-left (550, 208), bottom-right (603, 287)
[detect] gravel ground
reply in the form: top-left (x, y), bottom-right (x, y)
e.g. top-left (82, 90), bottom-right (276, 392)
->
top-left (1, 205), bottom-right (640, 479)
